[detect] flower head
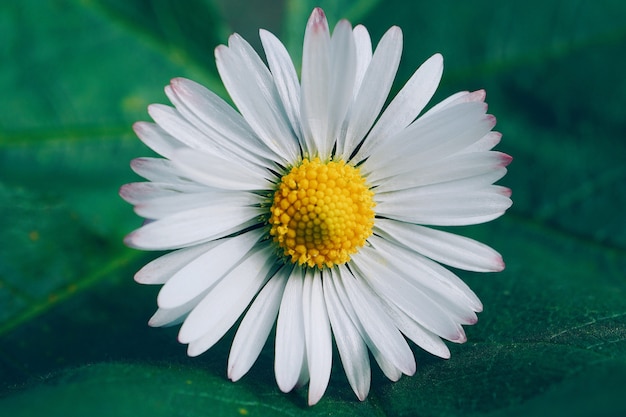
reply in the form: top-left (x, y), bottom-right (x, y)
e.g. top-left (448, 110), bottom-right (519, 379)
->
top-left (121, 8), bottom-right (512, 405)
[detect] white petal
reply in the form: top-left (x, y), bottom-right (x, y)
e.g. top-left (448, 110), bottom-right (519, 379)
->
top-left (363, 101), bottom-right (492, 181)
top-left (422, 89), bottom-right (486, 118)
top-left (296, 358), bottom-right (310, 389)
top-left (228, 267), bottom-right (290, 381)
top-left (148, 290), bottom-right (206, 328)
top-left (372, 150), bottom-right (511, 192)
top-left (260, 29), bottom-right (303, 141)
top-left (148, 306), bottom-right (188, 328)
top-left (300, 8), bottom-right (332, 157)
top-left (119, 181), bottom-right (207, 205)
top-left (359, 236), bottom-right (481, 324)
top-left (351, 245), bottom-right (469, 341)
top-left (352, 25), bottom-right (372, 95)
top-left (374, 167), bottom-right (509, 199)
top-left (338, 265), bottom-right (416, 377)
top-left (371, 355), bottom-right (402, 382)
top-left (380, 302), bottom-right (451, 359)
top-left (130, 158), bottom-right (191, 184)
top-left (124, 203), bottom-right (261, 250)
top-left (133, 121), bottom-right (185, 160)
top-left (355, 53), bottom-right (443, 161)
top-left (375, 218), bottom-right (505, 272)
top-left (379, 169), bottom-right (508, 196)
top-left (375, 185), bottom-right (512, 226)
top-left (348, 259), bottom-right (453, 357)
top-left (333, 266), bottom-right (402, 381)
top-left (134, 240), bottom-right (221, 285)
top-left (157, 230), bottom-right (263, 309)
top-left (148, 104), bottom-right (222, 156)
top-left (326, 19), bottom-right (356, 158)
top-left (135, 190), bottom-right (257, 220)
top-left (461, 131), bottom-right (502, 153)
top-left (302, 269), bottom-right (333, 405)
top-left (215, 36), bottom-right (299, 163)
top-left (324, 268), bottom-right (371, 401)
top-left (340, 26), bottom-right (402, 159)
top-left (181, 245), bottom-right (275, 355)
top-left (168, 78), bottom-right (278, 165)
top-left (275, 269), bottom-right (306, 392)
top-left (171, 148), bottom-right (272, 191)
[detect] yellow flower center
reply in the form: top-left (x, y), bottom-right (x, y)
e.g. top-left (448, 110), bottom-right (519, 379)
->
top-left (269, 157), bottom-right (375, 269)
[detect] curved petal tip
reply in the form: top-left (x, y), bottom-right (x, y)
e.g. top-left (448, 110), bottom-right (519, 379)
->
top-left (308, 8), bottom-right (328, 33)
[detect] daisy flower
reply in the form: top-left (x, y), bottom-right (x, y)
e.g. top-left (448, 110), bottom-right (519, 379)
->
top-left (121, 8), bottom-right (512, 405)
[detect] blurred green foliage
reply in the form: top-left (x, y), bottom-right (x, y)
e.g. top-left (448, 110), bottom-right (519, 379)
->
top-left (1, 0), bottom-right (625, 416)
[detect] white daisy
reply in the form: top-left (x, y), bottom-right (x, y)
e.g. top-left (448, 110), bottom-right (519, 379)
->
top-left (121, 8), bottom-right (512, 405)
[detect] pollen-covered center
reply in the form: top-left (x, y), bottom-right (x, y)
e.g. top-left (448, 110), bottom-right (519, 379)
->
top-left (269, 157), bottom-right (375, 269)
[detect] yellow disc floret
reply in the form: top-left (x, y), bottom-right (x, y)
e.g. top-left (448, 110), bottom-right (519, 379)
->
top-left (269, 157), bottom-right (375, 269)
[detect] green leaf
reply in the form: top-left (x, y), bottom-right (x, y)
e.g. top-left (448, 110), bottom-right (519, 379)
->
top-left (1, 0), bottom-right (626, 416)
top-left (0, 362), bottom-right (384, 417)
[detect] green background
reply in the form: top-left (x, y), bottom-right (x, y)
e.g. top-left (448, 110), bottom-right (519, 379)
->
top-left (1, 0), bottom-right (625, 415)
